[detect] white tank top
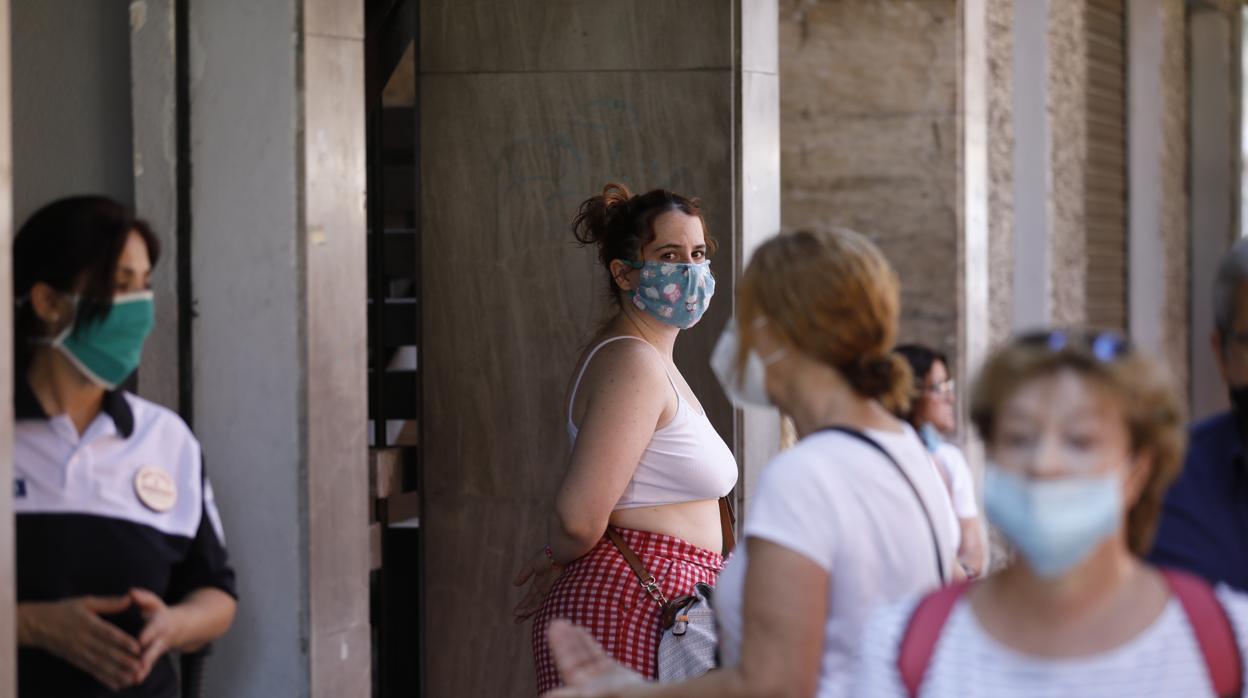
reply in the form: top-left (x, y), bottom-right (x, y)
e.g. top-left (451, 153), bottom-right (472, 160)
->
top-left (567, 336), bottom-right (739, 509)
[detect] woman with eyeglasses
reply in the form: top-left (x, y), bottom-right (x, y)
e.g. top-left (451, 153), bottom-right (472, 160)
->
top-left (853, 331), bottom-right (1248, 697)
top-left (895, 344), bottom-right (986, 577)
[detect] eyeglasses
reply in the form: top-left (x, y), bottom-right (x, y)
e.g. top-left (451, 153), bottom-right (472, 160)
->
top-left (924, 379), bottom-right (955, 398)
top-left (1016, 329), bottom-right (1132, 363)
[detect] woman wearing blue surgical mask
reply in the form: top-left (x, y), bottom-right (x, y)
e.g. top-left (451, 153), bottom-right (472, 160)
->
top-left (894, 344), bottom-right (987, 578)
top-left (13, 197), bottom-right (236, 697)
top-left (853, 330), bottom-right (1248, 697)
top-left (512, 183), bottom-right (737, 692)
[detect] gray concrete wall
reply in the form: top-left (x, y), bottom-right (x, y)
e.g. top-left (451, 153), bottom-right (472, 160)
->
top-left (190, 1), bottom-right (373, 694)
top-left (779, 0), bottom-right (960, 358)
top-left (11, 0), bottom-right (133, 225)
top-left (188, 1), bottom-right (308, 695)
top-left (420, 1), bottom-right (776, 694)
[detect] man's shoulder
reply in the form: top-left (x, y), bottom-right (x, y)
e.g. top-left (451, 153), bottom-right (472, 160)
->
top-left (1188, 411), bottom-right (1239, 453)
top-left (1175, 411), bottom-right (1239, 484)
top-left (1191, 410), bottom-right (1237, 438)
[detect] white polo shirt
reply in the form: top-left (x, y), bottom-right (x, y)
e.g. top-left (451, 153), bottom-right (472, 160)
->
top-left (14, 378), bottom-right (234, 698)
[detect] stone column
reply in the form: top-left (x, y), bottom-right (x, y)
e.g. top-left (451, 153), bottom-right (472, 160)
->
top-left (0, 2), bottom-right (14, 693)
top-left (1189, 0), bottom-right (1241, 420)
top-left (1127, 0), bottom-right (1188, 389)
top-left (129, 0), bottom-right (180, 412)
top-left (737, 0), bottom-right (782, 513)
top-left (190, 1), bottom-right (371, 695)
top-left (419, 1), bottom-right (778, 693)
top-left (779, 0), bottom-right (961, 355)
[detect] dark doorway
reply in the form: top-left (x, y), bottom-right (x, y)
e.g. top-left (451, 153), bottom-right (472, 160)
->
top-left (365, 0), bottom-right (422, 695)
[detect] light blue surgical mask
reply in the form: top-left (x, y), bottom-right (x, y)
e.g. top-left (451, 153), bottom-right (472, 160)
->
top-left (627, 260), bottom-right (715, 329)
top-left (919, 423), bottom-right (944, 452)
top-left (984, 467), bottom-right (1123, 578)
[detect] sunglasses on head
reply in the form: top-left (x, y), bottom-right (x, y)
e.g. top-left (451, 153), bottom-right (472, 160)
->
top-left (1015, 329), bottom-right (1132, 363)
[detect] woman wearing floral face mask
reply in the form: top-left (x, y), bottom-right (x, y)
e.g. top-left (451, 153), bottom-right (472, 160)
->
top-left (13, 197), bottom-right (236, 697)
top-left (541, 228), bottom-right (959, 698)
top-left (512, 183), bottom-right (738, 692)
top-left (853, 330), bottom-right (1248, 697)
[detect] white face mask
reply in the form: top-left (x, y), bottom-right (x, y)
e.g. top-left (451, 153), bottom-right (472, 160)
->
top-left (710, 319), bottom-right (785, 408)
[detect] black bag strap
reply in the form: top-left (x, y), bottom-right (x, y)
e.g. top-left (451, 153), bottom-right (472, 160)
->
top-left (816, 426), bottom-right (947, 585)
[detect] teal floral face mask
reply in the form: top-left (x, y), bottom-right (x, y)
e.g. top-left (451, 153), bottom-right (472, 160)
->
top-left (626, 260), bottom-right (715, 329)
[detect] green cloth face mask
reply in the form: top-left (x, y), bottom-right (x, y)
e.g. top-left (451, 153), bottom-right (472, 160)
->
top-left (49, 291), bottom-right (155, 389)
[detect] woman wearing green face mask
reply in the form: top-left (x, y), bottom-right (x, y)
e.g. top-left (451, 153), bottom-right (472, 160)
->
top-left (852, 331), bottom-right (1248, 697)
top-left (13, 197), bottom-right (237, 697)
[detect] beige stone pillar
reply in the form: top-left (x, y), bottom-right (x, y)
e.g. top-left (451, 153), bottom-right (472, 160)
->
top-left (1127, 0), bottom-right (1188, 390)
top-left (779, 0), bottom-right (960, 355)
top-left (1190, 0), bottom-right (1241, 419)
top-left (0, 2), bottom-right (14, 693)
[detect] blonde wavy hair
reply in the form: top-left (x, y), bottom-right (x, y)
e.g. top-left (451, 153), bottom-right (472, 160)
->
top-left (736, 228), bottom-right (913, 413)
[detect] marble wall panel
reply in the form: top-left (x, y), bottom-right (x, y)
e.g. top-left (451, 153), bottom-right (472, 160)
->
top-left (421, 67), bottom-right (736, 696)
top-left (420, 69), bottom-right (735, 501)
top-left (421, 0), bottom-right (732, 73)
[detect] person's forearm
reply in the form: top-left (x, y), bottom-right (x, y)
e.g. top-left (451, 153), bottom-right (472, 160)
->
top-left (16, 602), bottom-right (44, 648)
top-left (959, 518), bottom-right (986, 576)
top-left (170, 588), bottom-right (236, 653)
top-left (547, 511), bottom-right (604, 565)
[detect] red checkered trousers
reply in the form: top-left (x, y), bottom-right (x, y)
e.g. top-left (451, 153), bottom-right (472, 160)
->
top-left (532, 527), bottom-right (724, 693)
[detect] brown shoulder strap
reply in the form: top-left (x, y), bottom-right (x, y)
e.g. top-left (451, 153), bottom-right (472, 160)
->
top-left (607, 495), bottom-right (735, 608)
top-left (720, 494), bottom-right (736, 556)
top-left (605, 527), bottom-right (668, 607)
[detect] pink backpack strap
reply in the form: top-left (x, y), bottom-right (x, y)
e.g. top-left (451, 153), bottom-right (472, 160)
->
top-left (897, 582), bottom-right (971, 697)
top-left (1161, 568), bottom-right (1244, 698)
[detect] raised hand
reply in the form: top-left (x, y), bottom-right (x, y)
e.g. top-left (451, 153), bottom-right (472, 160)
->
top-left (544, 620), bottom-right (645, 697)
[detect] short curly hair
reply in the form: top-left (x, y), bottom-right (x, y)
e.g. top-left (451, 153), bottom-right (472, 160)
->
top-left (969, 333), bottom-right (1187, 556)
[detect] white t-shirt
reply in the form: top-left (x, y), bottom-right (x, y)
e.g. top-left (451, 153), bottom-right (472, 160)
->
top-left (933, 442), bottom-right (978, 519)
top-left (852, 585), bottom-right (1248, 697)
top-left (714, 426), bottom-right (959, 698)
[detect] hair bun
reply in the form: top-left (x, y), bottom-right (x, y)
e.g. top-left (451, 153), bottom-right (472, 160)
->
top-left (572, 182), bottom-right (634, 247)
top-left (844, 352), bottom-right (913, 414)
